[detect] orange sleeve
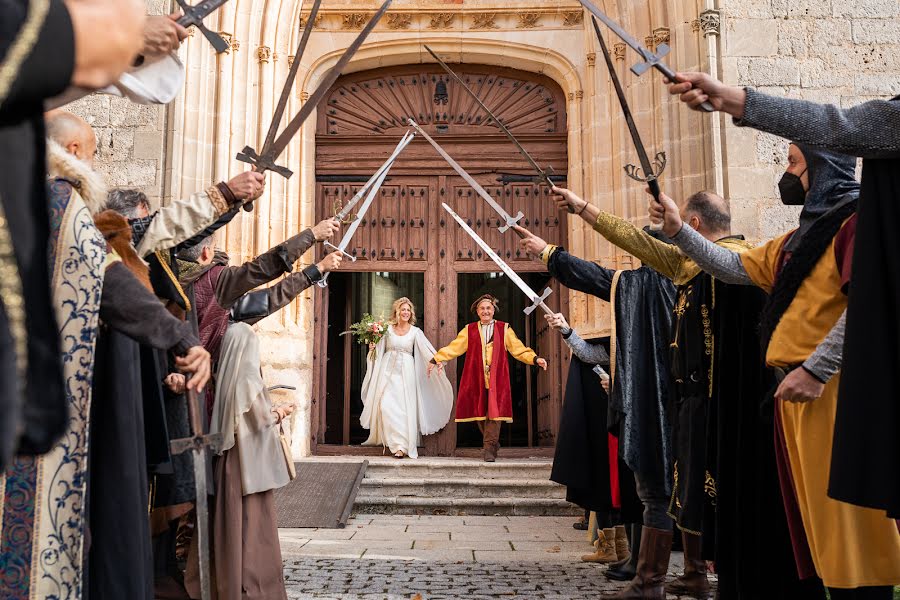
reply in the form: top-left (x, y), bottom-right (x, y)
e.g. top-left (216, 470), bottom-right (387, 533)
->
top-left (740, 235), bottom-right (789, 293)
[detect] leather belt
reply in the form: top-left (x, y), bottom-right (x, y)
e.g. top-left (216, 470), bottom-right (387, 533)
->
top-left (773, 365), bottom-right (799, 383)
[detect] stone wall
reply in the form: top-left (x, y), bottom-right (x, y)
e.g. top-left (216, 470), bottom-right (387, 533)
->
top-left (66, 0), bottom-right (171, 206)
top-left (719, 0), bottom-right (900, 240)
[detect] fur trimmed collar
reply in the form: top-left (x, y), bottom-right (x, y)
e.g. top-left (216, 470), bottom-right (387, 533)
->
top-left (46, 139), bottom-right (107, 215)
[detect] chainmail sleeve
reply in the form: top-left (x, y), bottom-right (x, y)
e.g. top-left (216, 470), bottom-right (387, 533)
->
top-left (670, 224), bottom-right (753, 285)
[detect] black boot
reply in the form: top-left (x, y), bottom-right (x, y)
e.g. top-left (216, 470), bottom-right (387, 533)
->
top-left (604, 522), bottom-right (641, 581)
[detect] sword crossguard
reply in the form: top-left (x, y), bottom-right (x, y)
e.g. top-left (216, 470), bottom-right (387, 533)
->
top-left (498, 211), bottom-right (525, 234)
top-left (630, 44), bottom-right (671, 77)
top-left (170, 431), bottom-right (224, 456)
top-left (523, 287), bottom-right (552, 316)
top-left (175, 0), bottom-right (230, 53)
top-left (236, 146), bottom-right (294, 179)
top-left (624, 152), bottom-right (668, 183)
top-left (324, 241), bottom-right (355, 261)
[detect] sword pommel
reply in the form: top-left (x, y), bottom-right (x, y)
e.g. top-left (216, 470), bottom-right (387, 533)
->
top-left (523, 287), bottom-right (552, 316)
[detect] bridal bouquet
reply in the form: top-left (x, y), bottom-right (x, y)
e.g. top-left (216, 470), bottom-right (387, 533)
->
top-left (343, 313), bottom-right (387, 358)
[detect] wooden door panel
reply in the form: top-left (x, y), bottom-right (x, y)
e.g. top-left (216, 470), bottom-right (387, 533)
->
top-left (370, 185), bottom-right (401, 262)
top-left (450, 184), bottom-right (480, 262)
top-left (404, 183), bottom-right (429, 262)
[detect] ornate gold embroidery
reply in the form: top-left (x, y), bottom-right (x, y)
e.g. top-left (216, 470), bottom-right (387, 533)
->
top-left (705, 470), bottom-right (717, 506)
top-left (0, 0), bottom-right (50, 102)
top-left (0, 199), bottom-right (28, 396)
top-left (154, 251), bottom-right (192, 312)
top-left (206, 185), bottom-right (230, 215)
top-left (670, 286), bottom-right (692, 348)
top-left (701, 305), bottom-right (712, 356)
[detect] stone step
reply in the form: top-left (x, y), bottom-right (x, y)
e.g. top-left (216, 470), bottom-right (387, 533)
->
top-left (362, 460), bottom-right (553, 480)
top-left (357, 477), bottom-right (567, 500)
top-left (354, 495), bottom-right (582, 517)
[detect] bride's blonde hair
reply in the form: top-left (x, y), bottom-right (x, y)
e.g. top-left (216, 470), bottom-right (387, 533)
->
top-left (389, 297), bottom-right (417, 326)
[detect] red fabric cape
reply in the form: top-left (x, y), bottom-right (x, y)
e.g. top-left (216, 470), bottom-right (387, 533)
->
top-left (455, 321), bottom-right (513, 422)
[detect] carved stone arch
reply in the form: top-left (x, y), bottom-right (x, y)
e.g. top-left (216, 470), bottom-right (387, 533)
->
top-left (315, 65), bottom-right (567, 137)
top-left (311, 62), bottom-right (571, 455)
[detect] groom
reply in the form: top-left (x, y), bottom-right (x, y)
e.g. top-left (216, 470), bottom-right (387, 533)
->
top-left (428, 295), bottom-right (547, 461)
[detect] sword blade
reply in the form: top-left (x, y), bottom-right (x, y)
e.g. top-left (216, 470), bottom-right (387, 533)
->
top-left (318, 154), bottom-right (397, 288)
top-left (192, 448), bottom-right (211, 600)
top-left (335, 157), bottom-right (394, 252)
top-left (266, 0), bottom-right (392, 163)
top-left (335, 131), bottom-right (414, 221)
top-left (409, 119), bottom-right (525, 236)
top-left (424, 46), bottom-right (553, 188)
top-left (579, 0), bottom-right (714, 112)
top-left (577, 1), bottom-right (658, 66)
top-left (592, 18), bottom-right (661, 200)
top-left (261, 0), bottom-right (323, 152)
top-left (442, 203), bottom-right (551, 313)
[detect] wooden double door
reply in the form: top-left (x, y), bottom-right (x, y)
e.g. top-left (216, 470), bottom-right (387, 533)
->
top-left (310, 63), bottom-right (569, 456)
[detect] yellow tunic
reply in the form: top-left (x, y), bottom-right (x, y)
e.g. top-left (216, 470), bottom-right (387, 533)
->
top-left (591, 212), bottom-right (752, 284)
top-left (432, 322), bottom-right (537, 390)
top-left (741, 230), bottom-right (900, 589)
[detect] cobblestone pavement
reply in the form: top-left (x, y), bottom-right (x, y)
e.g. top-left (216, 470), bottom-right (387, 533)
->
top-left (281, 515), bottom-right (715, 599)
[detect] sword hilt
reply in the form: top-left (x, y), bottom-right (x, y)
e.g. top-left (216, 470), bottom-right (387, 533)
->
top-left (498, 211), bottom-right (525, 235)
top-left (324, 241), bottom-right (354, 261)
top-left (523, 287), bottom-right (553, 316)
top-left (236, 146), bottom-right (292, 212)
top-left (649, 61), bottom-right (715, 113)
top-left (592, 364), bottom-right (611, 382)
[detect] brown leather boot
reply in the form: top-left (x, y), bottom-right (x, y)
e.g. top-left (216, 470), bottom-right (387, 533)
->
top-left (482, 420), bottom-right (501, 462)
top-left (582, 528), bottom-right (619, 563)
top-left (604, 526), bottom-right (673, 599)
top-left (665, 531), bottom-right (710, 598)
top-left (614, 525), bottom-right (630, 562)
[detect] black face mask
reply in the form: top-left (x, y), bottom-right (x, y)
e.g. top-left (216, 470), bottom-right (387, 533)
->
top-left (778, 170), bottom-right (807, 205)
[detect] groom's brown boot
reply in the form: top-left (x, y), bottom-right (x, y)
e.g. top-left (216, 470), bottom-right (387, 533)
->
top-left (482, 420), bottom-right (501, 462)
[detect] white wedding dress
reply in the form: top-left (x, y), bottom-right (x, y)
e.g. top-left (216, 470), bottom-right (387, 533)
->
top-left (360, 325), bottom-right (453, 458)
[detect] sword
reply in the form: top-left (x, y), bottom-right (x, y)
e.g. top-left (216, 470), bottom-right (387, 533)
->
top-left (333, 131), bottom-right (415, 224)
top-left (443, 203), bottom-right (550, 315)
top-left (578, 0), bottom-right (714, 113)
top-left (237, 0), bottom-right (392, 193)
top-left (424, 46), bottom-right (556, 190)
top-left (409, 119), bottom-right (525, 237)
top-left (317, 140), bottom-right (405, 288)
top-left (234, 0), bottom-right (323, 211)
top-left (169, 381), bottom-right (223, 600)
top-left (175, 0), bottom-right (230, 53)
top-left (592, 17), bottom-right (667, 231)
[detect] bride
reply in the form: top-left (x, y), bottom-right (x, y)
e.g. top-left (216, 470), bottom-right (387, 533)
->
top-left (360, 297), bottom-right (453, 458)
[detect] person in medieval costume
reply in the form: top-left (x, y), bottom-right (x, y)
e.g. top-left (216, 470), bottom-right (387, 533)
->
top-left (428, 295), bottom-right (547, 462)
top-left (651, 143), bottom-right (900, 599)
top-left (554, 185), bottom-right (768, 599)
top-left (667, 72), bottom-right (900, 525)
top-left (104, 183), bottom-right (263, 599)
top-left (202, 322), bottom-right (295, 600)
top-left (360, 297), bottom-right (454, 458)
top-left (0, 124), bottom-right (210, 600)
top-left (542, 310), bottom-right (636, 566)
top-left (93, 178), bottom-right (262, 600)
top-left (0, 0), bottom-right (145, 472)
top-left (181, 225), bottom-right (342, 599)
top-left (516, 224), bottom-right (672, 581)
